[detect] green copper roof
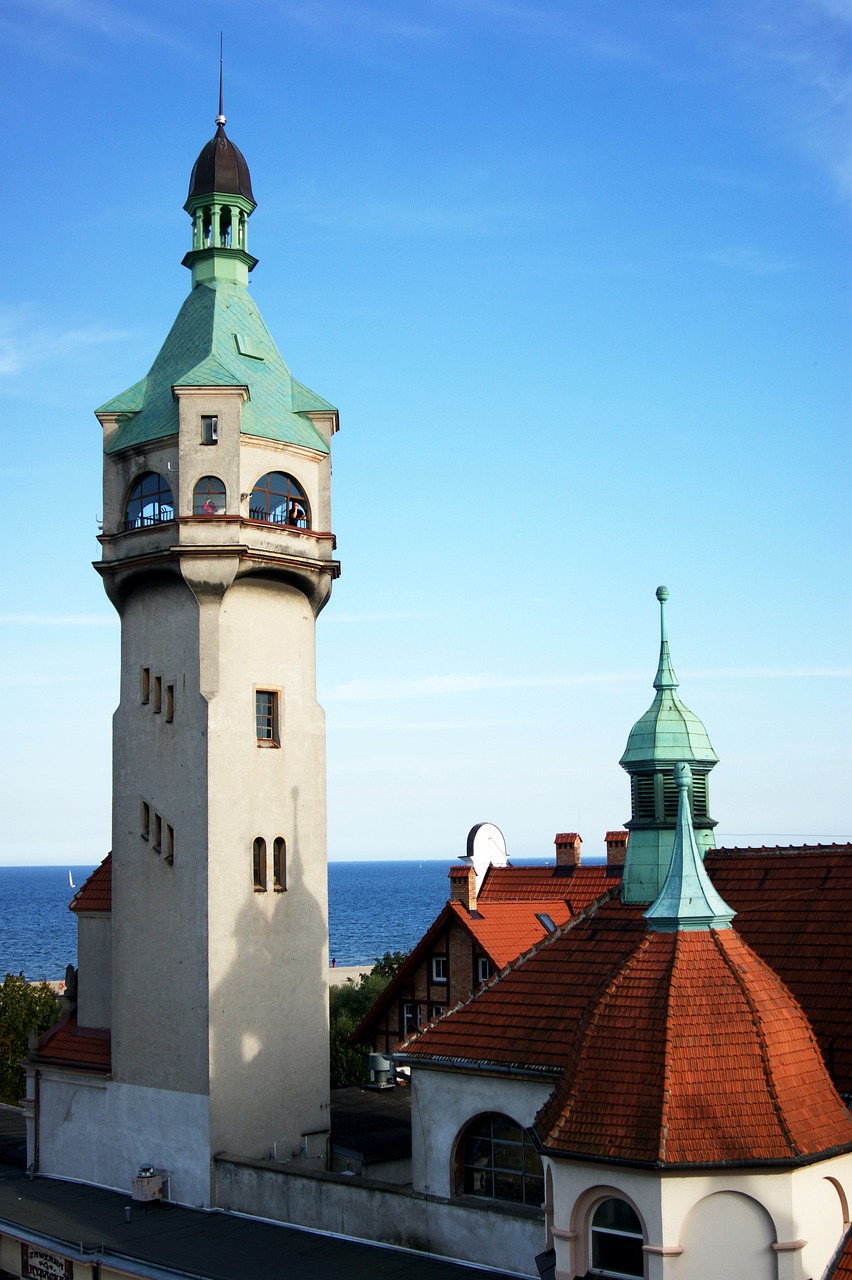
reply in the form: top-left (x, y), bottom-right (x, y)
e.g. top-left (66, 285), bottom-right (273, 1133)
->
top-left (99, 281), bottom-right (333, 455)
top-left (620, 587), bottom-right (718, 769)
top-left (644, 763), bottom-right (735, 932)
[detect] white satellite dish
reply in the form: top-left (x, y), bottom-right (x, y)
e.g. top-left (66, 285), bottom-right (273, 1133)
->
top-left (461, 822), bottom-right (508, 893)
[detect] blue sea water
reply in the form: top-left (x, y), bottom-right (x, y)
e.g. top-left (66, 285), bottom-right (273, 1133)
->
top-left (0, 861), bottom-right (470, 979)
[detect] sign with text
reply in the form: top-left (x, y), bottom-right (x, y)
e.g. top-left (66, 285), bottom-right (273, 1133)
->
top-left (20, 1242), bottom-right (74, 1280)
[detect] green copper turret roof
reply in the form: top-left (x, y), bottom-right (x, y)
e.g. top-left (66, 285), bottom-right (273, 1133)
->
top-left (620, 587), bottom-right (718, 769)
top-left (644, 763), bottom-right (735, 931)
top-left (98, 281), bottom-right (334, 454)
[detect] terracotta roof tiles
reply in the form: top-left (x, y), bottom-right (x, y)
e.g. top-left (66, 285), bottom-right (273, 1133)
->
top-left (33, 1013), bottom-right (111, 1073)
top-left (69, 855), bottom-right (112, 913)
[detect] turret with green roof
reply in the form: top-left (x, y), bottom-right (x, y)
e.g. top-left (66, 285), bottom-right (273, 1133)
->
top-left (620, 587), bottom-right (718, 903)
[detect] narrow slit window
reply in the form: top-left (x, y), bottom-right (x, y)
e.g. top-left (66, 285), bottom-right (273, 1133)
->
top-left (165, 683), bottom-right (175, 723)
top-left (164, 824), bottom-right (174, 865)
top-left (253, 837), bottom-right (267, 890)
top-left (140, 800), bottom-right (150, 841)
top-left (153, 813), bottom-right (162, 854)
top-left (201, 415), bottom-right (219, 445)
top-left (477, 957), bottom-right (492, 984)
top-left (255, 690), bottom-right (279, 745)
top-left (141, 667), bottom-right (150, 704)
top-left (153, 676), bottom-right (162, 714)
top-left (273, 837), bottom-right (286, 891)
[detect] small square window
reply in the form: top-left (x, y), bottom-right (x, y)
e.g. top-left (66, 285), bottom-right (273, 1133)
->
top-left (141, 667), bottom-right (150, 704)
top-left (431, 1004), bottom-right (446, 1020)
top-left (201, 415), bottom-right (219, 445)
top-left (140, 800), bottom-right (150, 841)
top-left (255, 690), bottom-right (279, 745)
top-left (165, 683), bottom-right (175, 723)
top-left (153, 676), bottom-right (162, 714)
top-left (431, 956), bottom-right (447, 983)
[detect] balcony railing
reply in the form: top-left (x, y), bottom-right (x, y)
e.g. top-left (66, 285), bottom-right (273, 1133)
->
top-left (120, 509), bottom-right (174, 534)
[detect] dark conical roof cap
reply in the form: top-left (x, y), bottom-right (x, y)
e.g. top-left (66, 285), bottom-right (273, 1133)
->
top-left (188, 123), bottom-right (255, 203)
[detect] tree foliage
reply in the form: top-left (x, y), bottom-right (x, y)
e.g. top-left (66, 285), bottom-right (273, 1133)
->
top-left (328, 952), bottom-right (410, 1089)
top-left (0, 973), bottom-right (61, 1106)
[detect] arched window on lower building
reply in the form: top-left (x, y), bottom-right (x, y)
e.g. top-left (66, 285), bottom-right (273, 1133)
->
top-left (456, 1113), bottom-right (543, 1207)
top-left (193, 475), bottom-right (226, 515)
top-left (252, 838), bottom-right (267, 891)
top-left (273, 837), bottom-right (286, 891)
top-left (124, 472), bottom-right (174, 530)
top-left (589, 1198), bottom-right (644, 1278)
top-left (249, 472), bottom-right (310, 528)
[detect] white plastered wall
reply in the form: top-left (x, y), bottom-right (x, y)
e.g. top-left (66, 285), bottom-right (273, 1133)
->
top-left (34, 1073), bottom-right (210, 1206)
top-left (409, 1065), bottom-right (553, 1199)
top-left (545, 1149), bottom-right (852, 1280)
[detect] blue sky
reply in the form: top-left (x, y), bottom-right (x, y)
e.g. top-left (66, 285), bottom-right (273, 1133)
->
top-left (1, 0), bottom-right (849, 863)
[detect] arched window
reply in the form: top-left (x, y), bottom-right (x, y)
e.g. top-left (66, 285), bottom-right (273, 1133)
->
top-left (252, 838), bottom-right (267, 891)
top-left (273, 837), bottom-right (286, 891)
top-left (590, 1198), bottom-right (644, 1279)
top-left (456, 1113), bottom-right (543, 1207)
top-left (124, 472), bottom-right (174, 531)
top-left (193, 476), bottom-right (226, 516)
top-left (249, 472), bottom-right (310, 529)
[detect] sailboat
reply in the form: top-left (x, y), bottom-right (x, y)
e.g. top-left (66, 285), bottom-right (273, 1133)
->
top-left (68, 870), bottom-right (75, 890)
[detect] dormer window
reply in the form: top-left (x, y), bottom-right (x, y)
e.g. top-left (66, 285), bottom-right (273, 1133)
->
top-left (123, 472), bottom-right (174, 532)
top-left (201, 415), bottom-right (218, 445)
top-left (249, 472), bottom-right (310, 529)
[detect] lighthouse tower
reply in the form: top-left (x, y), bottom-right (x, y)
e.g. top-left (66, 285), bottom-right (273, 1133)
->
top-left (32, 97), bottom-right (339, 1205)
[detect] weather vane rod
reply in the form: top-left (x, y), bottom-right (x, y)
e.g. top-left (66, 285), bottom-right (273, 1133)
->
top-left (216, 33), bottom-right (226, 125)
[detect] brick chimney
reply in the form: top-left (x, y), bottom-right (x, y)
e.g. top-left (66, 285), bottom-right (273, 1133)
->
top-left (606, 830), bottom-right (628, 867)
top-left (449, 864), bottom-right (476, 912)
top-left (554, 833), bottom-right (582, 867)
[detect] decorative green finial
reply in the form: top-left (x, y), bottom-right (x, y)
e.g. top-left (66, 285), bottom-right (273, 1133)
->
top-left (653, 585), bottom-right (678, 691)
top-left (644, 763), bottom-right (734, 932)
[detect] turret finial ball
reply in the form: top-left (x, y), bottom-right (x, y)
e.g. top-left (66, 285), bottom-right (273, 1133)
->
top-left (656, 585), bottom-right (669, 602)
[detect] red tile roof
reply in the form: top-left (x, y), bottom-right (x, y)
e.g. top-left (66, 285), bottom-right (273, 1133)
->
top-left (33, 1013), bottom-right (111, 1073)
top-left (69, 855), bottom-right (112, 913)
top-left (534, 927), bottom-right (852, 1166)
top-left (400, 899), bottom-right (852, 1167)
top-left (828, 1229), bottom-right (852, 1279)
top-left (447, 899), bottom-right (575, 969)
top-left (478, 864), bottom-right (616, 904)
top-left (706, 844), bottom-right (852, 1097)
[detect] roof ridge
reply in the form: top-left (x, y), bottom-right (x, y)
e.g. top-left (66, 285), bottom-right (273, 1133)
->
top-left (545, 933), bottom-right (657, 1150)
top-left (397, 887), bottom-right (619, 1056)
top-left (658, 937), bottom-right (680, 1162)
top-left (709, 929), bottom-right (801, 1158)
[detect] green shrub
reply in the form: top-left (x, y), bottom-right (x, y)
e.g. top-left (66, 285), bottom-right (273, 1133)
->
top-left (0, 974), bottom-right (61, 1106)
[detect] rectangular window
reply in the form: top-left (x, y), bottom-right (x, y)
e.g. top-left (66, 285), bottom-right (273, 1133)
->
top-left (164, 824), bottom-right (174, 865)
top-left (477, 957), bottom-right (492, 984)
top-left (255, 690), bottom-right (279, 745)
top-left (165, 683), bottom-right (175, 723)
top-left (201, 414), bottom-right (219, 445)
top-left (431, 956), bottom-right (447, 983)
top-left (153, 813), bottom-right (162, 855)
top-left (140, 800), bottom-right (150, 841)
top-left (141, 667), bottom-right (150, 704)
top-left (273, 837), bottom-right (286, 891)
top-left (402, 1002), bottom-right (416, 1036)
top-left (430, 1004), bottom-right (446, 1020)
top-left (153, 676), bottom-right (162, 715)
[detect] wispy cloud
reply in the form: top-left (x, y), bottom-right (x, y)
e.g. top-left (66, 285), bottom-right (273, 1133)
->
top-left (324, 664), bottom-right (851, 702)
top-left (0, 305), bottom-right (132, 378)
top-left (329, 611), bottom-right (438, 623)
top-left (0, 0), bottom-right (191, 63)
top-left (704, 245), bottom-right (796, 275)
top-left (0, 615), bottom-right (117, 627)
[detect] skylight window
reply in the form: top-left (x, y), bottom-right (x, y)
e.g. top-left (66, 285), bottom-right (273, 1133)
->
top-left (536, 913), bottom-right (557, 933)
